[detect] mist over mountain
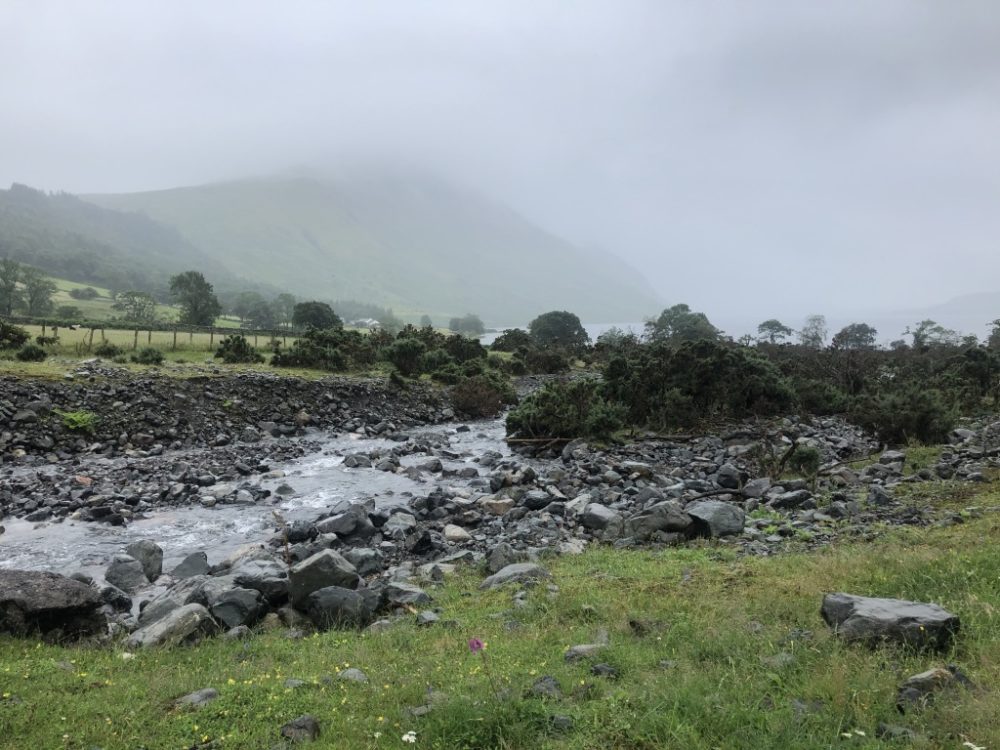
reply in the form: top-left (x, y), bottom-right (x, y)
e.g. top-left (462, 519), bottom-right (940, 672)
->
top-left (84, 171), bottom-right (661, 325)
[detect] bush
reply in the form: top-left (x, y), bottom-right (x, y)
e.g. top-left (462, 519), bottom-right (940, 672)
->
top-left (386, 338), bottom-right (426, 377)
top-left (451, 372), bottom-right (518, 418)
top-left (791, 378), bottom-right (850, 415)
top-left (444, 334), bottom-right (487, 363)
top-left (0, 321), bottom-right (30, 350)
top-left (15, 343), bottom-right (47, 362)
top-left (506, 379), bottom-right (625, 441)
top-left (850, 386), bottom-right (957, 445)
top-left (517, 348), bottom-right (571, 374)
top-left (787, 445), bottom-right (821, 478)
top-left (271, 328), bottom-right (356, 371)
top-left (35, 335), bottom-right (59, 347)
top-left (215, 335), bottom-right (264, 364)
top-left (420, 348), bottom-right (454, 373)
top-left (94, 341), bottom-right (125, 358)
top-left (490, 328), bottom-right (533, 352)
top-left (131, 347), bottom-right (165, 365)
top-left (68, 286), bottom-right (99, 300)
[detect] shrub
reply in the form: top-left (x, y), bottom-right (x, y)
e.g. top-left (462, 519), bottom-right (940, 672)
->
top-left (215, 335), bottom-right (264, 364)
top-left (15, 343), bottom-right (47, 362)
top-left (68, 286), bottom-right (99, 300)
top-left (850, 386), bottom-right (957, 445)
top-left (451, 372), bottom-right (518, 418)
top-left (506, 379), bottom-right (625, 441)
top-left (94, 341), bottom-right (125, 358)
top-left (55, 409), bottom-right (99, 434)
top-left (791, 378), bottom-right (850, 415)
top-left (517, 348), bottom-right (570, 374)
top-left (271, 328), bottom-right (355, 371)
top-left (420, 348), bottom-right (454, 373)
top-left (386, 337), bottom-right (426, 376)
top-left (131, 347), bottom-right (165, 365)
top-left (444, 334), bottom-right (487, 363)
top-left (35, 335), bottom-right (59, 347)
top-left (490, 328), bottom-right (533, 352)
top-left (0, 321), bottom-right (30, 350)
top-left (787, 445), bottom-right (821, 478)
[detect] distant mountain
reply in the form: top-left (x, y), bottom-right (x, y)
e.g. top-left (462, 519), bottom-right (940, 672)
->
top-left (84, 172), bottom-right (661, 324)
top-left (0, 183), bottom-right (235, 294)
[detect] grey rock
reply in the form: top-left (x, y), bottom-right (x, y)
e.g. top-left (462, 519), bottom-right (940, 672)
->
top-left (742, 477), bottom-right (772, 499)
top-left (0, 569), bottom-right (106, 640)
top-left (686, 500), bottom-right (745, 538)
top-left (125, 540), bottom-right (163, 582)
top-left (305, 586), bottom-right (378, 629)
top-left (896, 665), bottom-right (973, 712)
top-left (170, 551), bottom-right (209, 579)
top-left (289, 550), bottom-right (360, 606)
top-left (625, 500), bottom-right (691, 539)
top-left (105, 555), bottom-right (148, 594)
top-left (343, 547), bottom-right (384, 577)
top-left (280, 714), bottom-right (320, 742)
top-left (231, 559), bottom-right (289, 604)
top-left (486, 542), bottom-right (523, 574)
top-left (175, 688), bottom-right (219, 707)
top-left (210, 587), bottom-right (263, 628)
top-left (127, 603), bottom-right (217, 648)
top-left (385, 582), bottom-right (432, 606)
top-left (480, 563), bottom-right (551, 590)
top-left (529, 675), bottom-right (562, 698)
top-left (821, 593), bottom-right (960, 649)
top-left (716, 463), bottom-right (742, 490)
top-left (339, 668), bottom-right (369, 683)
top-left (580, 503), bottom-right (623, 532)
top-left (771, 490), bottom-right (813, 509)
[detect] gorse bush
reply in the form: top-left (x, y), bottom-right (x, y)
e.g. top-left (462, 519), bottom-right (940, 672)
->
top-left (0, 321), bottom-right (30, 349)
top-left (850, 386), bottom-right (957, 445)
top-left (15, 343), bottom-right (47, 362)
top-left (215, 335), bottom-right (264, 364)
top-left (506, 379), bottom-right (624, 441)
top-left (451, 372), bottom-right (518, 418)
top-left (271, 327), bottom-right (360, 371)
top-left (386, 337), bottom-right (426, 376)
top-left (93, 341), bottom-right (124, 358)
top-left (131, 347), bottom-right (165, 365)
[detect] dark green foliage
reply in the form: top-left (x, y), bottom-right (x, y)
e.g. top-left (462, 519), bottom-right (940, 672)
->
top-left (756, 319), bottom-right (794, 344)
top-left (35, 335), bottom-right (58, 347)
top-left (506, 379), bottom-right (624, 440)
top-left (420, 348), bottom-right (454, 373)
top-left (444, 334), bottom-right (487, 363)
top-left (112, 290), bottom-right (158, 323)
top-left (0, 321), bottom-right (30, 349)
top-left (644, 303), bottom-right (719, 344)
top-left (386, 337), bottom-right (426, 376)
top-left (790, 378), bottom-right (850, 415)
top-left (271, 327), bottom-right (354, 371)
top-left (15, 343), bottom-right (46, 361)
top-left (68, 286), bottom-right (99, 300)
top-left (604, 340), bottom-right (793, 429)
top-left (55, 305), bottom-right (83, 319)
top-left (451, 372), bottom-right (517, 418)
top-left (131, 347), bottom-right (165, 365)
top-left (94, 341), bottom-right (124, 358)
top-left (850, 386), bottom-right (957, 445)
top-left (831, 322), bottom-right (877, 350)
top-left (787, 445), bottom-right (821, 478)
top-left (292, 301), bottom-right (342, 330)
top-left (215, 335), bottom-right (264, 364)
top-left (517, 348), bottom-right (571, 374)
top-left (430, 362), bottom-right (463, 384)
top-left (528, 310), bottom-right (589, 351)
top-left (169, 270), bottom-right (222, 326)
top-left (490, 328), bottom-right (533, 352)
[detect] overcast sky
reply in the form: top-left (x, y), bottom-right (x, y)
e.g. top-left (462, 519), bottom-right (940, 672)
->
top-left (2, 1), bottom-right (998, 327)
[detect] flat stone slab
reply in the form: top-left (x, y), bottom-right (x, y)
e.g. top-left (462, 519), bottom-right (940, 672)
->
top-left (479, 563), bottom-right (550, 590)
top-left (821, 593), bottom-right (960, 650)
top-left (0, 569), bottom-right (106, 640)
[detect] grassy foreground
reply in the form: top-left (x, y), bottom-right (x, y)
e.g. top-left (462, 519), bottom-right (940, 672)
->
top-left (2, 489), bottom-right (999, 749)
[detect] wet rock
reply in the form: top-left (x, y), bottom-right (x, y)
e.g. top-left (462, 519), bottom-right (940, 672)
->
top-left (171, 551), bottom-right (209, 579)
top-left (625, 500), bottom-right (692, 540)
top-left (210, 587), bottom-right (263, 628)
top-left (125, 540), bottom-right (163, 582)
top-left (821, 593), bottom-right (960, 649)
top-left (0, 569), bottom-right (106, 640)
top-left (305, 586), bottom-right (378, 629)
top-left (104, 555), bottom-right (148, 594)
top-left (343, 547), bottom-right (384, 577)
top-left (771, 490), bottom-right (813, 509)
top-left (127, 603), bottom-right (217, 648)
top-left (280, 714), bottom-right (320, 742)
top-left (289, 550), bottom-right (360, 606)
top-left (385, 582), bottom-right (432, 607)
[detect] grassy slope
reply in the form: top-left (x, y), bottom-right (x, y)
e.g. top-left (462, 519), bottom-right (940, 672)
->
top-left (1, 484), bottom-right (997, 749)
top-left (85, 174), bottom-right (663, 325)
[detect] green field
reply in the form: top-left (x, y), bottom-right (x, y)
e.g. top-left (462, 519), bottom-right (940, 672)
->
top-left (1, 483), bottom-right (997, 749)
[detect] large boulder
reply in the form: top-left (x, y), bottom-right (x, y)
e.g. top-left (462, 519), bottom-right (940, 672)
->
top-left (105, 555), bottom-right (148, 594)
top-left (0, 569), bottom-right (106, 640)
top-left (210, 588), bottom-right (263, 629)
top-left (305, 586), bottom-right (379, 629)
top-left (821, 593), bottom-right (960, 650)
top-left (170, 552), bottom-right (209, 579)
top-left (127, 603), bottom-right (217, 648)
top-left (125, 540), bottom-right (163, 582)
top-left (289, 550), bottom-right (360, 607)
top-left (686, 501), bottom-right (745, 538)
top-left (230, 559), bottom-right (290, 604)
top-left (625, 501), bottom-right (692, 540)
top-left (480, 563), bottom-right (550, 590)
top-left (580, 504), bottom-right (623, 536)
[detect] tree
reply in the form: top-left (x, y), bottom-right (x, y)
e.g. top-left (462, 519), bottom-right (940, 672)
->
top-left (831, 323), bottom-right (878, 350)
top-left (273, 293), bottom-right (297, 328)
top-left (798, 315), bottom-right (827, 348)
top-left (230, 291), bottom-right (266, 325)
top-left (529, 310), bottom-right (590, 350)
top-left (448, 313), bottom-right (485, 336)
top-left (906, 319), bottom-right (960, 349)
top-left (21, 266), bottom-right (56, 316)
top-left (112, 290), bottom-right (158, 323)
top-left (989, 319), bottom-right (1000, 350)
top-left (246, 300), bottom-right (276, 329)
top-left (419, 314), bottom-right (433, 328)
top-left (169, 271), bottom-right (222, 326)
top-left (55, 305), bottom-right (82, 319)
top-left (644, 304), bottom-right (719, 344)
top-left (68, 286), bottom-right (99, 300)
top-left (292, 301), bottom-right (342, 330)
top-left (0, 258), bottom-right (23, 316)
top-left (756, 319), bottom-right (794, 344)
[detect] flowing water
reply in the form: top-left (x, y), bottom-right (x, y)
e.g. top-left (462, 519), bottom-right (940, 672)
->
top-left (0, 419), bottom-right (512, 578)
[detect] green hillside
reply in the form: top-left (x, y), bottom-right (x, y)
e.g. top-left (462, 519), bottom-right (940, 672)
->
top-left (85, 173), bottom-right (661, 325)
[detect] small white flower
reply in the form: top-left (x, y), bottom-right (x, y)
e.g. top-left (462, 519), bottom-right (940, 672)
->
top-left (373, 731), bottom-right (382, 739)
top-left (120, 652), bottom-right (135, 660)
top-left (402, 730), bottom-right (417, 743)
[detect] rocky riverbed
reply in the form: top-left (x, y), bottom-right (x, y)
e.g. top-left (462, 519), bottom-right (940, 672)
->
top-left (1, 367), bottom-right (999, 644)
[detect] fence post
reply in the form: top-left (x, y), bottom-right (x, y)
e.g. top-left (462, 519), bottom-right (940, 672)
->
top-left (147, 329), bottom-right (152, 344)
top-left (188, 329), bottom-right (193, 344)
top-left (254, 333), bottom-right (258, 347)
top-left (209, 329), bottom-right (214, 348)
top-left (88, 328), bottom-right (95, 352)
top-left (172, 327), bottom-right (178, 350)
top-left (101, 328), bottom-right (106, 342)
top-left (133, 328), bottom-right (139, 350)
top-left (41, 322), bottom-right (46, 337)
